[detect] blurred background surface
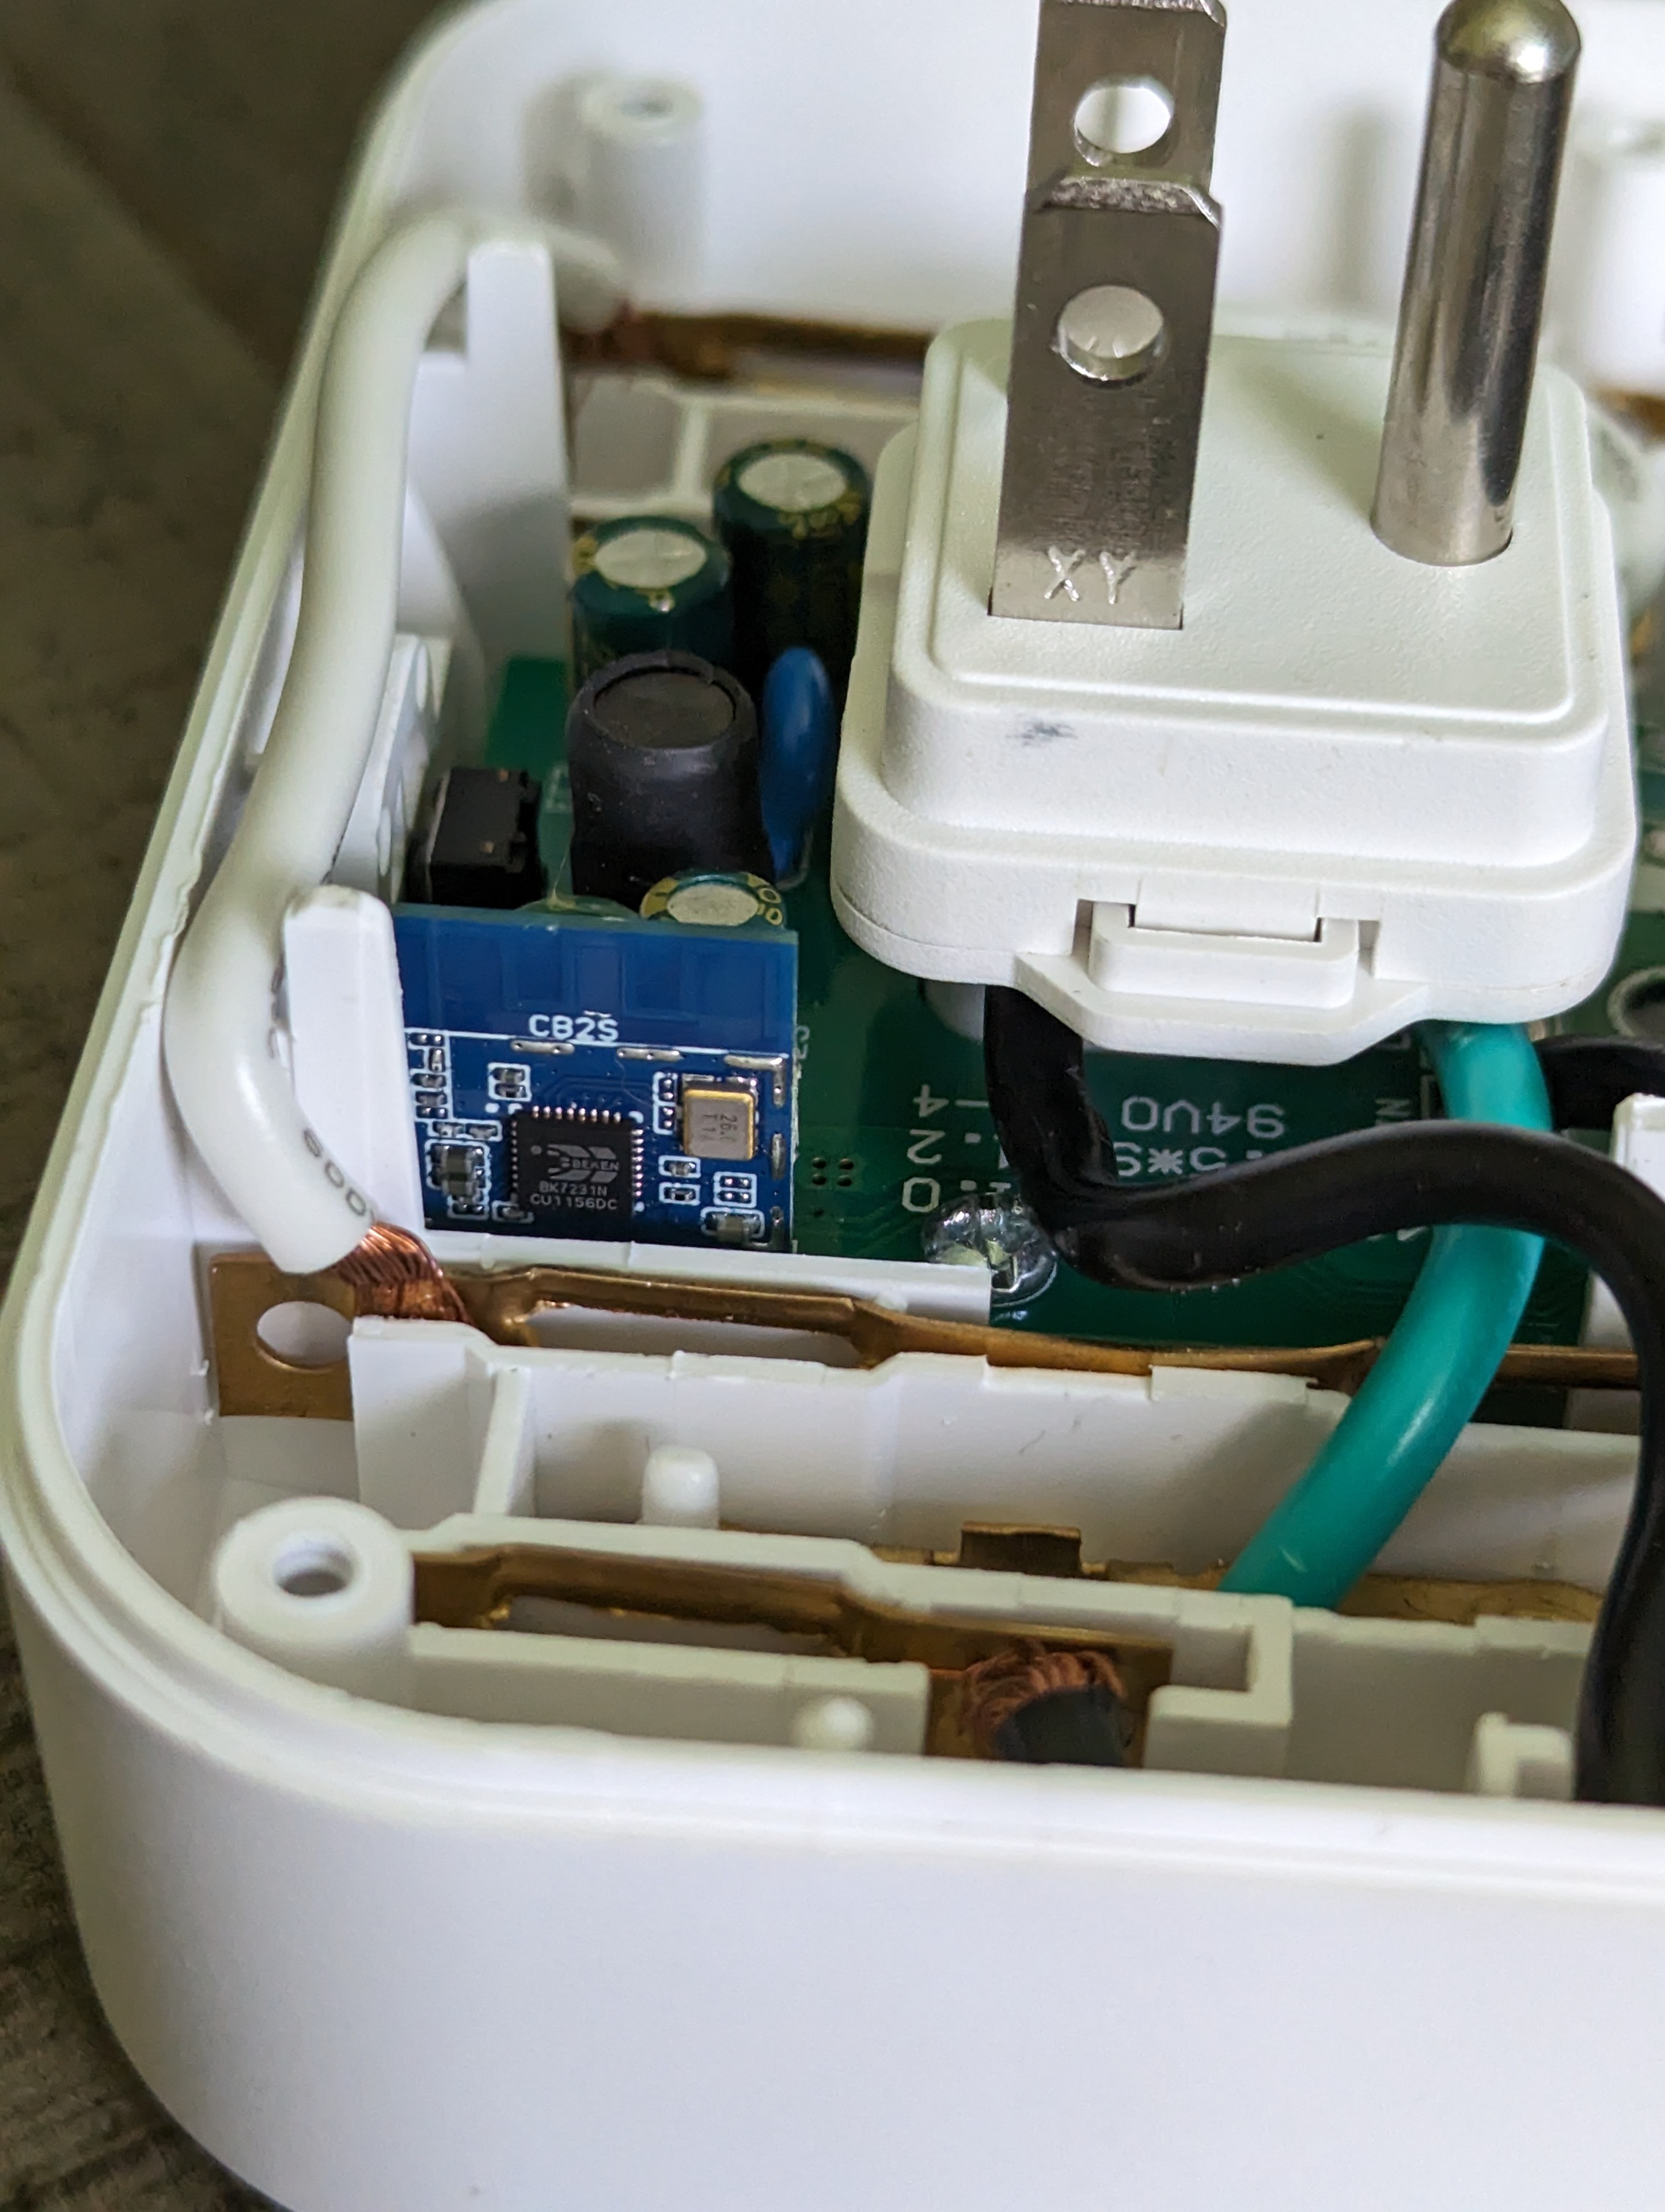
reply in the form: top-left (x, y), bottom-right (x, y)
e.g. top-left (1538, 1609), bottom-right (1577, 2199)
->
top-left (0, 9), bottom-right (437, 2199)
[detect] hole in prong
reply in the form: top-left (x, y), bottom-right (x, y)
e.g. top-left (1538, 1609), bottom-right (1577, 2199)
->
top-left (1074, 77), bottom-right (1175, 161)
top-left (1054, 286), bottom-right (1168, 385)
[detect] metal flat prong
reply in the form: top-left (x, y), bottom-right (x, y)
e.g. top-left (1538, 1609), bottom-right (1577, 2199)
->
top-left (992, 0), bottom-right (1226, 632)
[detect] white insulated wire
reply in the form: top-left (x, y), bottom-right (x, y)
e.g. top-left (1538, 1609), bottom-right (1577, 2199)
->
top-left (164, 210), bottom-right (623, 1274)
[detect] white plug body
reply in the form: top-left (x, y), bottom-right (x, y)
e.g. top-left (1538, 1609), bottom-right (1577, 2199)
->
top-left (832, 323), bottom-right (1636, 1064)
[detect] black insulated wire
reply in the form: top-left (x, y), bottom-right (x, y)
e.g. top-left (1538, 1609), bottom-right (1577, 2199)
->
top-left (983, 986), bottom-right (1665, 1806)
top-left (1535, 1034), bottom-right (1665, 1132)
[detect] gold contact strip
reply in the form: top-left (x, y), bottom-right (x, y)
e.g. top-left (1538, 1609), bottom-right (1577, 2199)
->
top-left (207, 1250), bottom-right (1639, 1419)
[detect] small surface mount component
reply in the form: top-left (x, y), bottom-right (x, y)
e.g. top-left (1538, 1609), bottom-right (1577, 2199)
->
top-left (409, 764), bottom-right (545, 908)
top-left (426, 1139), bottom-right (488, 1210)
top-left (680, 1080), bottom-right (756, 1161)
top-left (394, 903), bottom-right (795, 1246)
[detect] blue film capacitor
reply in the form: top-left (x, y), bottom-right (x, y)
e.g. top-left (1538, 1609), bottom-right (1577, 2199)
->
top-left (759, 648), bottom-right (836, 885)
top-left (711, 440), bottom-right (870, 695)
top-left (570, 515), bottom-right (734, 683)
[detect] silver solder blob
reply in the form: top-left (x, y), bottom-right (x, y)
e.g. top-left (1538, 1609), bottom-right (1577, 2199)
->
top-left (924, 1199), bottom-right (1059, 1306)
top-left (1371, 0), bottom-right (1580, 567)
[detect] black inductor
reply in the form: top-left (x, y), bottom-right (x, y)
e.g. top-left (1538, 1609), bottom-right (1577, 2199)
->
top-left (566, 650), bottom-right (773, 912)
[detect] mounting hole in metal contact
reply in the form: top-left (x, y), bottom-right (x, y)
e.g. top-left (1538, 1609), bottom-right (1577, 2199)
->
top-left (1609, 967), bottom-right (1665, 1042)
top-left (255, 1298), bottom-right (351, 1370)
top-left (1054, 285), bottom-right (1168, 385)
top-left (1074, 76), bottom-right (1175, 161)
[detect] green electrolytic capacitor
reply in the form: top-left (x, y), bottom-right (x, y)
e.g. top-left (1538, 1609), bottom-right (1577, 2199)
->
top-left (639, 869), bottom-right (786, 929)
top-left (710, 439), bottom-right (871, 695)
top-left (570, 514), bottom-right (734, 684)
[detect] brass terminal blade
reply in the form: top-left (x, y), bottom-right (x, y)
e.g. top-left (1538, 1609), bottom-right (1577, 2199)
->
top-left (206, 1248), bottom-right (1640, 1421)
top-left (410, 1539), bottom-right (1174, 1683)
top-left (449, 1264), bottom-right (1638, 1399)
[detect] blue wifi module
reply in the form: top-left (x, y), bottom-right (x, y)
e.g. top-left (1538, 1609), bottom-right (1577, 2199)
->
top-left (393, 903), bottom-right (797, 1249)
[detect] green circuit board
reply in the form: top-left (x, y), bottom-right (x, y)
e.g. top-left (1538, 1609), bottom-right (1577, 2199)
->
top-left (783, 862), bottom-right (1589, 1350)
top-left (483, 654), bottom-right (1596, 1365)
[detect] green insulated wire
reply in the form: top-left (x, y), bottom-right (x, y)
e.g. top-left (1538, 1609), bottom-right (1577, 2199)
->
top-left (1219, 1021), bottom-right (1552, 1608)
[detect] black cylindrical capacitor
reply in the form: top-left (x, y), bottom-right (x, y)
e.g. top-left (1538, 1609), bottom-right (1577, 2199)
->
top-left (567, 650), bottom-right (772, 911)
top-left (570, 515), bottom-right (734, 684)
top-left (710, 439), bottom-right (870, 695)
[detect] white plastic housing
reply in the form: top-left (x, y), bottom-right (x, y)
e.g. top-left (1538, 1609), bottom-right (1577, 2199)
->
top-left (568, 368), bottom-right (916, 527)
top-left (204, 1488), bottom-right (1598, 1794)
top-left (1562, 111), bottom-right (1665, 396)
top-left (9, 5), bottom-right (1665, 2210)
top-left (832, 322), bottom-right (1636, 1063)
top-left (570, 76), bottom-right (706, 301)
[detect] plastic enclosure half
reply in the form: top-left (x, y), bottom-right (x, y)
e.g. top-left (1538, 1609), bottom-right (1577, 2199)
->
top-left (9, 5), bottom-right (1665, 2211)
top-left (833, 321), bottom-right (1636, 1063)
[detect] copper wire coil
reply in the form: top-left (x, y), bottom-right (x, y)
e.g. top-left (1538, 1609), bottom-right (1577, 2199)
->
top-left (959, 1639), bottom-right (1128, 1755)
top-left (332, 1222), bottom-right (469, 1324)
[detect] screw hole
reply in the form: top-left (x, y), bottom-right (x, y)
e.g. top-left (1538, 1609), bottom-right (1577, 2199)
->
top-left (255, 1299), bottom-right (351, 1370)
top-left (1609, 966), bottom-right (1665, 1041)
top-left (274, 1536), bottom-right (356, 1599)
top-left (1074, 76), bottom-right (1175, 162)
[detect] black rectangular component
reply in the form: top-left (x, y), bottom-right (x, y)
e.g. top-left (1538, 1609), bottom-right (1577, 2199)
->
top-left (508, 1108), bottom-right (641, 1230)
top-left (427, 1140), bottom-right (488, 1210)
top-left (412, 766), bottom-right (545, 908)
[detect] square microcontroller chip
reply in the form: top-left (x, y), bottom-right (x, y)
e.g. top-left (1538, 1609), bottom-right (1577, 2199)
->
top-left (509, 1109), bottom-right (641, 1229)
